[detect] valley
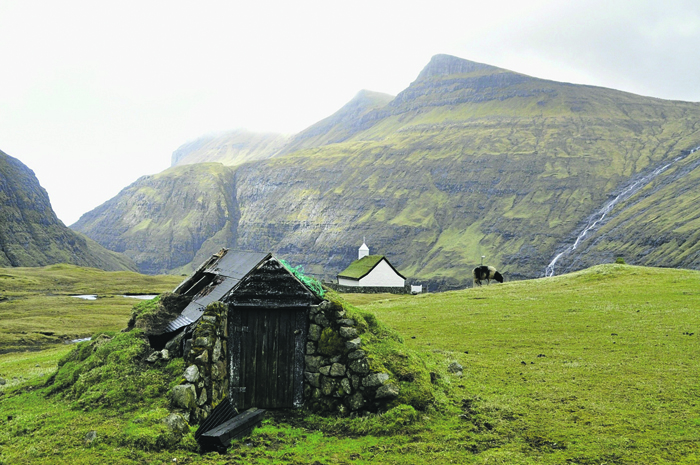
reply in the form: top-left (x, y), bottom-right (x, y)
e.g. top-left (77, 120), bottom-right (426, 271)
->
top-left (1, 264), bottom-right (698, 463)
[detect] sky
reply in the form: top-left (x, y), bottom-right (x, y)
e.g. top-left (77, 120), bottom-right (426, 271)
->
top-left (1, 0), bottom-right (700, 225)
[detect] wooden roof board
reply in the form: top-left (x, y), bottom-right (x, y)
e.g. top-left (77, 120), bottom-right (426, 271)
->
top-left (224, 257), bottom-right (323, 307)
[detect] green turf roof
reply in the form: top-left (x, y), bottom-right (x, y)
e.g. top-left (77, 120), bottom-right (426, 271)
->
top-left (337, 255), bottom-right (386, 280)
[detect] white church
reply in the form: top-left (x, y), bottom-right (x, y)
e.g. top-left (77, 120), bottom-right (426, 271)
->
top-left (336, 242), bottom-right (406, 288)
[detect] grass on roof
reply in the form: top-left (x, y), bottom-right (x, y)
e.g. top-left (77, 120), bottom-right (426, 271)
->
top-left (337, 255), bottom-right (384, 279)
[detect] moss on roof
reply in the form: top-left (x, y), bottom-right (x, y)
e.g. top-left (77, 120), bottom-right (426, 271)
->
top-left (337, 255), bottom-right (386, 280)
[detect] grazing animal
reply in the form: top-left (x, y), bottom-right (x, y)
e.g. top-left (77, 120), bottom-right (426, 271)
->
top-left (473, 265), bottom-right (503, 286)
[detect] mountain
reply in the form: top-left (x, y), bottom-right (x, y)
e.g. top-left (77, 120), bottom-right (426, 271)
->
top-left (72, 163), bottom-right (237, 275)
top-left (73, 55), bottom-right (700, 287)
top-left (277, 90), bottom-right (395, 155)
top-left (0, 150), bottom-right (136, 271)
top-left (551, 146), bottom-right (700, 273)
top-left (171, 130), bottom-right (289, 167)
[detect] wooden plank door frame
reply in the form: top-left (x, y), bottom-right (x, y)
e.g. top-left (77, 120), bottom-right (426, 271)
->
top-left (228, 306), bottom-right (308, 409)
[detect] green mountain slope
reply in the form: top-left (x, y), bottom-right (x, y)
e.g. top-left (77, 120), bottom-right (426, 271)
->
top-left (73, 55), bottom-right (700, 286)
top-left (171, 129), bottom-right (289, 167)
top-left (72, 163), bottom-right (238, 275)
top-left (554, 147), bottom-right (700, 272)
top-left (0, 150), bottom-right (136, 271)
top-left (278, 89), bottom-right (395, 155)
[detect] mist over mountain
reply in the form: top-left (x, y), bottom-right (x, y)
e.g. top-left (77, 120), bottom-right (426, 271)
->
top-left (0, 150), bottom-right (136, 271)
top-left (171, 129), bottom-right (289, 167)
top-left (73, 55), bottom-right (700, 287)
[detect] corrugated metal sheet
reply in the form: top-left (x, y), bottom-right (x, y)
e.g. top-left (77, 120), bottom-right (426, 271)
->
top-left (159, 251), bottom-right (269, 334)
top-left (206, 252), bottom-right (270, 280)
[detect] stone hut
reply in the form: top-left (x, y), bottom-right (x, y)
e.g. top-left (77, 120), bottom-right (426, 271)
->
top-left (150, 249), bottom-right (400, 424)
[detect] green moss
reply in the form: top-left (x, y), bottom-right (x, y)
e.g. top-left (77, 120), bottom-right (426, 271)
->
top-left (47, 330), bottom-right (176, 414)
top-left (317, 327), bottom-right (345, 356)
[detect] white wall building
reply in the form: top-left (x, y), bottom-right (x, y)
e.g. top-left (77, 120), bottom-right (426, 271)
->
top-left (337, 243), bottom-right (406, 288)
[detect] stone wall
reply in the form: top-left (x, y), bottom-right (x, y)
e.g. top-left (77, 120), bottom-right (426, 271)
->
top-left (304, 300), bottom-right (399, 415)
top-left (323, 282), bottom-right (411, 295)
top-left (170, 302), bottom-right (228, 423)
top-left (168, 299), bottom-right (398, 421)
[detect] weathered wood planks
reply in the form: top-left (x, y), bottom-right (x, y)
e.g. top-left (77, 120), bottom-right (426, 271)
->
top-left (197, 408), bottom-right (266, 453)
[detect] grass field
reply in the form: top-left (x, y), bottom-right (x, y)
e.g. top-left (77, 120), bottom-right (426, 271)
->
top-left (0, 263), bottom-right (698, 464)
top-left (0, 264), bottom-right (182, 351)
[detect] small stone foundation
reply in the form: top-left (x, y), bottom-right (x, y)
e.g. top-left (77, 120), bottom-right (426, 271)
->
top-left (323, 282), bottom-right (411, 295)
top-left (170, 302), bottom-right (228, 423)
top-left (304, 300), bottom-right (398, 414)
top-left (167, 299), bottom-right (398, 421)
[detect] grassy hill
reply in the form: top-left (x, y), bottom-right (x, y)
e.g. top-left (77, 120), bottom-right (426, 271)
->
top-left (0, 150), bottom-right (136, 271)
top-left (1, 264), bottom-right (698, 463)
top-left (72, 55), bottom-right (700, 286)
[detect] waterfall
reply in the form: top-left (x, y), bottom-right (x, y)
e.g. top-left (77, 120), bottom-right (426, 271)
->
top-left (545, 145), bottom-right (700, 277)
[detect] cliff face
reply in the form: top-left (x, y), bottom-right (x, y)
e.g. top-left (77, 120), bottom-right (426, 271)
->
top-left (0, 150), bottom-right (136, 270)
top-left (72, 163), bottom-right (238, 275)
top-left (73, 55), bottom-right (700, 287)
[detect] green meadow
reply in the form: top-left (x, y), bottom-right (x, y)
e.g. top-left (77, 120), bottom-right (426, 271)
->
top-left (0, 264), bottom-right (182, 352)
top-left (1, 264), bottom-right (699, 464)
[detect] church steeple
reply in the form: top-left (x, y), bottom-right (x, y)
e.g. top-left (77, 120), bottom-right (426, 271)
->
top-left (359, 239), bottom-right (369, 259)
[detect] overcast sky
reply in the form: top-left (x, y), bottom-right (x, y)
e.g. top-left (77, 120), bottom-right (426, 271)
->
top-left (2, 0), bottom-right (699, 225)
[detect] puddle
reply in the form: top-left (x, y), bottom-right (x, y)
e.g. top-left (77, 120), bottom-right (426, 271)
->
top-left (71, 295), bottom-right (97, 300)
top-left (122, 294), bottom-right (158, 300)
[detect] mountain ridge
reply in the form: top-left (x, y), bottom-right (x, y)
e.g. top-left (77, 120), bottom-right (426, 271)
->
top-left (73, 54), bottom-right (700, 286)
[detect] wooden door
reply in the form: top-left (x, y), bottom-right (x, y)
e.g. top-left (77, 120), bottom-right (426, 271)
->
top-left (229, 307), bottom-right (308, 409)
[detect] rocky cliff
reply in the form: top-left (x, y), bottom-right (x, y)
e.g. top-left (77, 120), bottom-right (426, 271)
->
top-left (72, 163), bottom-right (238, 275)
top-left (0, 150), bottom-right (136, 270)
top-left (73, 55), bottom-right (700, 287)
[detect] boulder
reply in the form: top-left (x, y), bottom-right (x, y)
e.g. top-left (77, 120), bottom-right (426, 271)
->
top-left (305, 355), bottom-right (323, 372)
top-left (212, 338), bottom-right (222, 362)
top-left (375, 383), bottom-right (400, 399)
top-left (349, 358), bottom-right (370, 375)
top-left (339, 327), bottom-right (358, 339)
top-left (163, 413), bottom-right (189, 435)
top-left (308, 324), bottom-right (322, 342)
top-left (171, 384), bottom-right (197, 410)
top-left (363, 373), bottom-right (389, 388)
top-left (347, 392), bottom-right (365, 410)
top-left (321, 376), bottom-right (337, 396)
top-left (184, 365), bottom-right (200, 383)
top-left (330, 363), bottom-right (346, 377)
top-left (305, 371), bottom-right (321, 388)
top-left (347, 350), bottom-right (365, 360)
top-left (448, 361), bottom-right (463, 373)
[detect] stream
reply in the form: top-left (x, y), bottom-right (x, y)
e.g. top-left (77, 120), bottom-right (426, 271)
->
top-left (545, 145), bottom-right (700, 277)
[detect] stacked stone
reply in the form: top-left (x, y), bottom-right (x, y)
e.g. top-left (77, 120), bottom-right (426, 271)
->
top-left (171, 302), bottom-right (228, 423)
top-left (303, 300), bottom-right (399, 415)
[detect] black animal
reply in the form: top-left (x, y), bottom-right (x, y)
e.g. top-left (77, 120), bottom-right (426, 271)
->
top-left (472, 265), bottom-right (503, 286)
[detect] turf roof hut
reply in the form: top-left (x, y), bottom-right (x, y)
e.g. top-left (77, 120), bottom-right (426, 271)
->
top-left (155, 249), bottom-right (324, 414)
top-left (337, 243), bottom-right (406, 289)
